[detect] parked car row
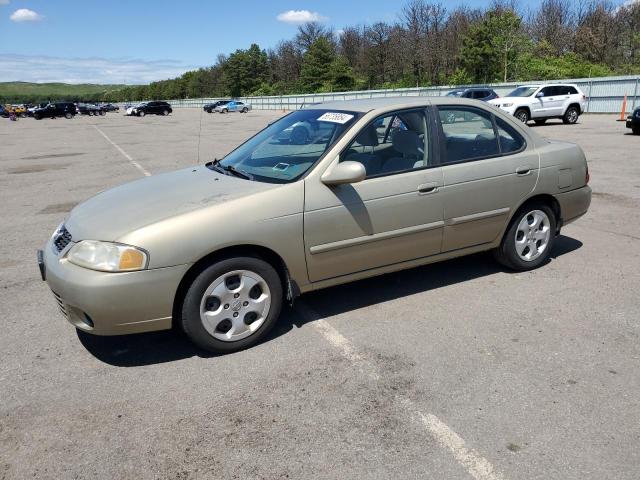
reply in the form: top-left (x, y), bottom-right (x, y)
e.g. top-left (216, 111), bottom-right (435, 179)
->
top-left (203, 100), bottom-right (252, 113)
top-left (445, 83), bottom-right (587, 126)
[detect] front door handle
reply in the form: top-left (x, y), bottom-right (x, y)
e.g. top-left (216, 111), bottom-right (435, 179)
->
top-left (418, 183), bottom-right (439, 195)
top-left (516, 167), bottom-right (532, 176)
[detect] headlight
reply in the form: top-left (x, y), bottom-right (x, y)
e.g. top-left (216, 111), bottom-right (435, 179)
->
top-left (67, 240), bottom-right (148, 272)
top-left (502, 103), bottom-right (514, 107)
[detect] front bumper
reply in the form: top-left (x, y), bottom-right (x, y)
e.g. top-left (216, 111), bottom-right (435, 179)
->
top-left (626, 118), bottom-right (639, 129)
top-left (39, 240), bottom-right (191, 335)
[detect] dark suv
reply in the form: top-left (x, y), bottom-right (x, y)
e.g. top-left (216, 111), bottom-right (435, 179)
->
top-left (33, 102), bottom-right (77, 120)
top-left (133, 101), bottom-right (172, 117)
top-left (446, 87), bottom-right (498, 101)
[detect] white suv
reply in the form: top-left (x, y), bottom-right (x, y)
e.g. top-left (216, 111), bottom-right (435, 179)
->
top-left (489, 84), bottom-right (587, 125)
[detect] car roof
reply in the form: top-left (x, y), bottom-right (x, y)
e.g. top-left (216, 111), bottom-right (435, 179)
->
top-left (305, 95), bottom-right (506, 113)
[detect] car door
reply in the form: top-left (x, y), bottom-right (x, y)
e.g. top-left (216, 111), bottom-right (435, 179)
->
top-left (434, 105), bottom-right (538, 252)
top-left (534, 86), bottom-right (563, 117)
top-left (303, 108), bottom-right (444, 282)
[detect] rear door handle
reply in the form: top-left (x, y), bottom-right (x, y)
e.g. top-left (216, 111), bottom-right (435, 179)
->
top-left (516, 167), bottom-right (532, 176)
top-left (418, 183), bottom-right (439, 195)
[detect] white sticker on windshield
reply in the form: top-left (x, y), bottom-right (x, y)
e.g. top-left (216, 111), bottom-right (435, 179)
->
top-left (317, 112), bottom-right (354, 124)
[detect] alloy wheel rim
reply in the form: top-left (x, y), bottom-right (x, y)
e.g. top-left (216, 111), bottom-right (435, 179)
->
top-left (515, 209), bottom-right (551, 262)
top-left (517, 112), bottom-right (528, 122)
top-left (199, 270), bottom-right (271, 342)
top-left (568, 109), bottom-right (577, 123)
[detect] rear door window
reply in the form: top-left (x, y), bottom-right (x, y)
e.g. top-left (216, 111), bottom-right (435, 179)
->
top-left (437, 106), bottom-right (500, 164)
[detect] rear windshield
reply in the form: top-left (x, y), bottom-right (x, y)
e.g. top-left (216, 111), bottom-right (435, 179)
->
top-left (446, 90), bottom-right (464, 97)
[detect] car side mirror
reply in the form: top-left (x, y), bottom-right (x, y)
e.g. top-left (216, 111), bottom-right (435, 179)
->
top-left (536, 92), bottom-right (544, 98)
top-left (321, 160), bottom-right (366, 186)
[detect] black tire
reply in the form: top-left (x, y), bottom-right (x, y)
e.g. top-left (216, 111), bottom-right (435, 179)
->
top-left (64, 112), bottom-right (72, 119)
top-left (181, 256), bottom-right (283, 354)
top-left (221, 108), bottom-right (228, 114)
top-left (99, 110), bottom-right (106, 116)
top-left (162, 109), bottom-right (169, 116)
top-left (34, 114), bottom-right (41, 120)
top-left (534, 119), bottom-right (547, 125)
top-left (632, 127), bottom-right (640, 135)
top-left (493, 202), bottom-right (557, 271)
top-left (563, 106), bottom-right (579, 124)
top-left (138, 110), bottom-right (145, 117)
top-left (514, 108), bottom-right (529, 123)
top-left (242, 107), bottom-right (248, 113)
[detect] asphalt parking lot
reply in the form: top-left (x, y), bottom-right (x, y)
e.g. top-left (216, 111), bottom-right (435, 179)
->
top-left (1, 108), bottom-right (639, 480)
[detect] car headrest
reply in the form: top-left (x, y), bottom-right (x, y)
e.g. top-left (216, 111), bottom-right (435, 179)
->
top-left (355, 125), bottom-right (379, 147)
top-left (392, 130), bottom-right (421, 156)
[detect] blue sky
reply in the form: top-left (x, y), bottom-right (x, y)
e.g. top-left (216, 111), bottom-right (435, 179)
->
top-left (0, 0), bottom-right (625, 84)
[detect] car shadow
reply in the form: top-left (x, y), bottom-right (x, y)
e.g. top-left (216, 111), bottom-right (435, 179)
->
top-left (78, 235), bottom-right (582, 367)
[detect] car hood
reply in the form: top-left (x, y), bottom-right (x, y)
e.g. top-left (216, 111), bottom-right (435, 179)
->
top-left (65, 166), bottom-right (277, 242)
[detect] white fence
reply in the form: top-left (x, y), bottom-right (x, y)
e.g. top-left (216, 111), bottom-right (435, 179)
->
top-left (124, 75), bottom-right (640, 113)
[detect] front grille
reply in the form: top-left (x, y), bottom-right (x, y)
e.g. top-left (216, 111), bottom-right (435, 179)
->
top-left (53, 226), bottom-right (72, 253)
top-left (51, 291), bottom-right (68, 318)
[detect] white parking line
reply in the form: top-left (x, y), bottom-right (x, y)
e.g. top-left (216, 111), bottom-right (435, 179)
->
top-left (297, 300), bottom-right (507, 480)
top-left (101, 145), bottom-right (506, 479)
top-left (92, 125), bottom-right (151, 177)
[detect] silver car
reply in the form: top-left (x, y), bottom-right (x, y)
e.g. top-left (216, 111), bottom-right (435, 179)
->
top-left (215, 100), bottom-right (252, 113)
top-left (39, 97), bottom-right (591, 353)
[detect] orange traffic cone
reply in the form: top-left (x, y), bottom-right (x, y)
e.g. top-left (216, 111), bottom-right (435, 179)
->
top-left (617, 94), bottom-right (627, 121)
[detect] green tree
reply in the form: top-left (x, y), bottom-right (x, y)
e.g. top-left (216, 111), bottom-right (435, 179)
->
top-left (459, 10), bottom-right (528, 83)
top-left (299, 37), bottom-right (336, 92)
top-left (223, 44), bottom-right (269, 97)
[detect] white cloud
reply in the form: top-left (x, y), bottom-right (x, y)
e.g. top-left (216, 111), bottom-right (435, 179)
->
top-left (10, 8), bottom-right (42, 22)
top-left (276, 10), bottom-right (327, 24)
top-left (0, 54), bottom-right (197, 84)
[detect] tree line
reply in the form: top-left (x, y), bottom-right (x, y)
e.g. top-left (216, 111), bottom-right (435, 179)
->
top-left (11, 0), bottom-right (640, 104)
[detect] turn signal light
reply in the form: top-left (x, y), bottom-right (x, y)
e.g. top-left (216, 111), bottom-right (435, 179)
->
top-left (119, 248), bottom-right (146, 270)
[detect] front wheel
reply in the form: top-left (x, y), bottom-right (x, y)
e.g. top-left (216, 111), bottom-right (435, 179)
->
top-left (221, 108), bottom-right (228, 114)
top-left (563, 106), bottom-right (579, 124)
top-left (99, 110), bottom-right (106, 116)
top-left (633, 127), bottom-right (640, 135)
top-left (493, 203), bottom-right (556, 271)
top-left (181, 257), bottom-right (283, 353)
top-left (162, 109), bottom-right (169, 116)
top-left (242, 107), bottom-right (248, 113)
top-left (514, 109), bottom-right (529, 123)
top-left (64, 112), bottom-right (72, 119)
top-left (138, 111), bottom-right (145, 117)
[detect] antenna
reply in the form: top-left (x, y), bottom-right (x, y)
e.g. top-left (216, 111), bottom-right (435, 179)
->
top-left (197, 102), bottom-right (204, 164)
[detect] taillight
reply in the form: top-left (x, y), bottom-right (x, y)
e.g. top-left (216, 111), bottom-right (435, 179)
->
top-left (585, 164), bottom-right (590, 184)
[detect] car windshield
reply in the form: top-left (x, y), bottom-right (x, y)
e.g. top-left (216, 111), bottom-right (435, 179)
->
top-left (136, 102), bottom-right (148, 107)
top-left (210, 109), bottom-right (360, 183)
top-left (507, 86), bottom-right (538, 97)
top-left (446, 90), bottom-right (464, 97)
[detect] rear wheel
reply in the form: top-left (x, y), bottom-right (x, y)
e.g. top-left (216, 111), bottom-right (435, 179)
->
top-left (534, 119), bottom-right (547, 125)
top-left (64, 112), bottom-right (72, 119)
top-left (563, 106), bottom-right (579, 124)
top-left (99, 110), bottom-right (106, 116)
top-left (162, 109), bottom-right (169, 116)
top-left (493, 202), bottom-right (556, 271)
top-left (242, 107), bottom-right (248, 113)
top-left (34, 114), bottom-right (41, 120)
top-left (138, 111), bottom-right (145, 117)
top-left (514, 109), bottom-right (529, 123)
top-left (181, 257), bottom-right (283, 353)
top-left (221, 108), bottom-right (228, 114)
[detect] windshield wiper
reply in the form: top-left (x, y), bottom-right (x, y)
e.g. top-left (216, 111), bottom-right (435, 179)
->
top-left (207, 158), bottom-right (252, 180)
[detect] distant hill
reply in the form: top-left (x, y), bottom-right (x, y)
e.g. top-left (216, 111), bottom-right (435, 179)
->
top-left (0, 82), bottom-right (128, 103)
